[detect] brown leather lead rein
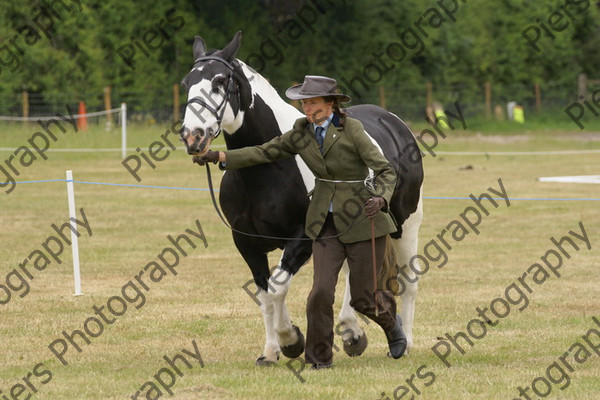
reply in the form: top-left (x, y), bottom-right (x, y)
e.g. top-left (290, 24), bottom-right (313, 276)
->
top-left (371, 218), bottom-right (379, 317)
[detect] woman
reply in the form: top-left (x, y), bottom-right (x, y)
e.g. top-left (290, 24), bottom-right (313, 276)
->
top-left (198, 75), bottom-right (406, 369)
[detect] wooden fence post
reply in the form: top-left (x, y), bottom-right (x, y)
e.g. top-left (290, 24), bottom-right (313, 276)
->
top-left (425, 82), bottom-right (435, 122)
top-left (173, 84), bottom-right (180, 122)
top-left (22, 91), bottom-right (29, 123)
top-left (103, 86), bottom-right (112, 130)
top-left (578, 73), bottom-right (587, 100)
top-left (485, 81), bottom-right (491, 119)
top-left (494, 105), bottom-right (504, 121)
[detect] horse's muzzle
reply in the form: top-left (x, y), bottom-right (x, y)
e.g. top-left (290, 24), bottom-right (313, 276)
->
top-left (184, 128), bottom-right (212, 156)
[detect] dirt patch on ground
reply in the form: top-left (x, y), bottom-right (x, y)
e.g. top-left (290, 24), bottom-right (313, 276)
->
top-left (455, 133), bottom-right (531, 144)
top-left (557, 132), bottom-right (600, 142)
top-left (450, 131), bottom-right (600, 144)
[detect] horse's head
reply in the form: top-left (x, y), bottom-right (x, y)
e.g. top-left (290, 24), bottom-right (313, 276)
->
top-left (180, 31), bottom-right (251, 156)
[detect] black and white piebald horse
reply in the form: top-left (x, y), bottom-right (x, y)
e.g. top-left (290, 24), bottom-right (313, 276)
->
top-left (180, 32), bottom-right (424, 365)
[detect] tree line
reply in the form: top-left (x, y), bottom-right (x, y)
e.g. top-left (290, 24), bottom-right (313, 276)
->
top-left (0, 0), bottom-right (598, 119)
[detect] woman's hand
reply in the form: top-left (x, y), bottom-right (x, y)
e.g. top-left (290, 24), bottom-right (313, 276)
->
top-left (193, 151), bottom-right (222, 165)
top-left (364, 197), bottom-right (385, 218)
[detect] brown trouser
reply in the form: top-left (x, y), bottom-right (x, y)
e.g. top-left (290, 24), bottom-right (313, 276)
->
top-left (305, 213), bottom-right (397, 365)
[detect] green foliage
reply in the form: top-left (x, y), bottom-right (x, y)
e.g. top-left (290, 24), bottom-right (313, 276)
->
top-left (0, 0), bottom-right (598, 120)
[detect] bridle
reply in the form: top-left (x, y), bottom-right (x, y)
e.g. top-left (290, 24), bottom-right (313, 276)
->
top-left (185, 55), bottom-right (235, 139)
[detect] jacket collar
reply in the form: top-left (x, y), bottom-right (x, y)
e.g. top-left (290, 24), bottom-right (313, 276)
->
top-left (305, 113), bottom-right (343, 133)
top-left (331, 113), bottom-right (342, 127)
top-left (322, 113), bottom-right (344, 156)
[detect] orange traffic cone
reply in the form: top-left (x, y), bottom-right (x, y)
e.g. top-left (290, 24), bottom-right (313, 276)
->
top-left (77, 101), bottom-right (87, 131)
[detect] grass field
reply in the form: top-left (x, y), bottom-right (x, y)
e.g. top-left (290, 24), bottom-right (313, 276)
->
top-left (1, 119), bottom-right (599, 400)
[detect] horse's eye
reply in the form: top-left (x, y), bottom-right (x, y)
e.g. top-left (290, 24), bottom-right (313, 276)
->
top-left (212, 77), bottom-right (226, 93)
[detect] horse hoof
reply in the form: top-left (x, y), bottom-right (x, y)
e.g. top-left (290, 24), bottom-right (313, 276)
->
top-left (280, 325), bottom-right (305, 359)
top-left (343, 332), bottom-right (368, 357)
top-left (255, 355), bottom-right (278, 367)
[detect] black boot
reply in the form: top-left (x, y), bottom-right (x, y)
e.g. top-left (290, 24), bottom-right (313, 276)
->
top-left (385, 314), bottom-right (407, 359)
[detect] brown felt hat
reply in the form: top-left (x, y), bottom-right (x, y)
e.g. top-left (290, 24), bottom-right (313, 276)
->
top-left (285, 75), bottom-right (351, 103)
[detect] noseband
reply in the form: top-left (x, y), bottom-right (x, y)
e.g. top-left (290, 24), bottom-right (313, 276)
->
top-left (185, 56), bottom-right (235, 139)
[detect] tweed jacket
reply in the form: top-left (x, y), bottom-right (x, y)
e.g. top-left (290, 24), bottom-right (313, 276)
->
top-left (222, 115), bottom-right (397, 243)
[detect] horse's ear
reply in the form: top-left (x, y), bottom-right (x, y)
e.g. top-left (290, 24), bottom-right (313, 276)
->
top-left (219, 31), bottom-right (242, 62)
top-left (193, 36), bottom-right (207, 59)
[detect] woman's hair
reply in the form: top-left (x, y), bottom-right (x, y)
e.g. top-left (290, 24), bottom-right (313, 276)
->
top-left (323, 96), bottom-right (347, 125)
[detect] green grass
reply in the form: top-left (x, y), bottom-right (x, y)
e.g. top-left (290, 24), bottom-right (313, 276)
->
top-left (410, 108), bottom-right (600, 135)
top-left (1, 122), bottom-right (599, 399)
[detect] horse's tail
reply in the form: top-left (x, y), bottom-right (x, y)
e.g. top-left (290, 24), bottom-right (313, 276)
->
top-left (377, 235), bottom-right (401, 295)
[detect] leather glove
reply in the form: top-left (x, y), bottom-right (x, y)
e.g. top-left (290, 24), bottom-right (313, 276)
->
top-left (364, 197), bottom-right (385, 218)
top-left (193, 150), bottom-right (220, 165)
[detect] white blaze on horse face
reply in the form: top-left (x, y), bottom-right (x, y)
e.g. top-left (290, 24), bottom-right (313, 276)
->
top-left (183, 65), bottom-right (245, 143)
top-left (184, 75), bottom-right (223, 139)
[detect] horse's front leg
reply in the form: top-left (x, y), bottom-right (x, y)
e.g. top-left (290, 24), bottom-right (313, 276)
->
top-left (268, 267), bottom-right (304, 358)
top-left (256, 289), bottom-right (281, 366)
top-left (268, 240), bottom-right (311, 359)
top-left (232, 233), bottom-right (282, 366)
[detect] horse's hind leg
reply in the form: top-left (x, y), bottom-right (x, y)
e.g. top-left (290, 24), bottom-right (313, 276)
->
top-left (394, 196), bottom-right (423, 353)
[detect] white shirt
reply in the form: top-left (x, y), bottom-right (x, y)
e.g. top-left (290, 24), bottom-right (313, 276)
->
top-left (313, 113), bottom-right (334, 139)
